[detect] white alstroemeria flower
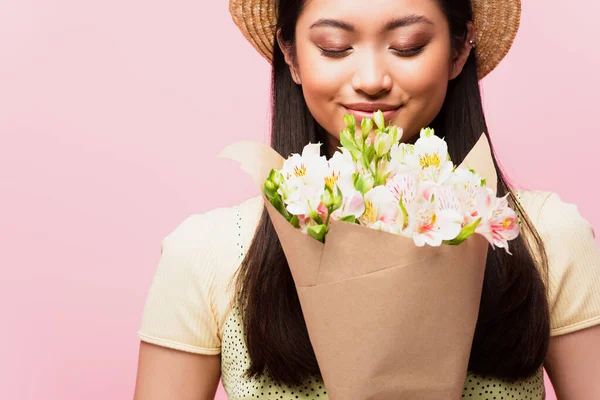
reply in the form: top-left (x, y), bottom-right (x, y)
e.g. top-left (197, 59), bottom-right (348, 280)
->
top-left (327, 149), bottom-right (357, 194)
top-left (284, 183), bottom-right (324, 217)
top-left (280, 143), bottom-right (329, 195)
top-left (408, 185), bottom-right (463, 247)
top-left (330, 189), bottom-right (366, 221)
top-left (358, 186), bottom-right (400, 230)
top-left (386, 171), bottom-right (419, 230)
top-left (450, 167), bottom-right (485, 224)
top-left (390, 142), bottom-right (414, 165)
top-left (402, 130), bottom-right (454, 184)
top-left (474, 189), bottom-right (520, 254)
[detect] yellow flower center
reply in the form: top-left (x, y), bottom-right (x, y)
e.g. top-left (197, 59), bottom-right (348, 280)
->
top-left (502, 217), bottom-right (513, 229)
top-left (294, 164), bottom-right (307, 177)
top-left (418, 212), bottom-right (437, 233)
top-left (324, 172), bottom-right (340, 190)
top-left (359, 200), bottom-right (376, 224)
top-left (419, 153), bottom-right (441, 168)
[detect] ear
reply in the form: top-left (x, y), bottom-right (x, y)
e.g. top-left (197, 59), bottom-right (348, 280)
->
top-left (449, 22), bottom-right (476, 80)
top-left (276, 29), bottom-right (302, 85)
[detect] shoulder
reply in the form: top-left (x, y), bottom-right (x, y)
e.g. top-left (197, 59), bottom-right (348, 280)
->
top-left (162, 194), bottom-right (264, 289)
top-left (138, 195), bottom-right (265, 352)
top-left (164, 194), bottom-right (264, 257)
top-left (516, 189), bottom-right (600, 336)
top-left (165, 194), bottom-right (264, 319)
top-left (515, 188), bottom-right (595, 241)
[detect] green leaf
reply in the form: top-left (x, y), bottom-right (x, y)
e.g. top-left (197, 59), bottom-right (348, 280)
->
top-left (480, 178), bottom-right (487, 187)
top-left (307, 224), bottom-right (328, 242)
top-left (269, 195), bottom-right (290, 219)
top-left (339, 215), bottom-right (357, 224)
top-left (333, 185), bottom-right (343, 211)
top-left (340, 129), bottom-right (361, 159)
top-left (353, 174), bottom-right (371, 194)
top-left (443, 218), bottom-right (481, 245)
top-left (289, 215), bottom-right (300, 228)
top-left (365, 146), bottom-right (376, 166)
top-left (399, 195), bottom-right (408, 229)
top-left (389, 125), bottom-right (400, 145)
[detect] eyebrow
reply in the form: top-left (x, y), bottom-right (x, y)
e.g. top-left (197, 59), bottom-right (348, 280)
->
top-left (309, 14), bottom-right (433, 33)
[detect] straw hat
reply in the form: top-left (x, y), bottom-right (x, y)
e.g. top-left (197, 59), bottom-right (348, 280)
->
top-left (229, 0), bottom-right (521, 80)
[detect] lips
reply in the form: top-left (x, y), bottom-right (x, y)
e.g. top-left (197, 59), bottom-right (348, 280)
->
top-left (344, 103), bottom-right (401, 112)
top-left (343, 103), bottom-right (403, 121)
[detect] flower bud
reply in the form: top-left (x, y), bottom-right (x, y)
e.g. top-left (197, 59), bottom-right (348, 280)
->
top-left (361, 117), bottom-right (374, 138)
top-left (321, 185), bottom-right (335, 208)
top-left (375, 133), bottom-right (392, 157)
top-left (420, 127), bottom-right (435, 138)
top-left (344, 113), bottom-right (356, 133)
top-left (373, 110), bottom-right (385, 130)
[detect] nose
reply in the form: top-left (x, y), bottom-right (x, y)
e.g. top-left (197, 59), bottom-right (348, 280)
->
top-left (351, 53), bottom-right (393, 96)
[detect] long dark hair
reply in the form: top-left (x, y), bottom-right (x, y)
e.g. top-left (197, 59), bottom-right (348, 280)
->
top-left (234, 0), bottom-right (550, 387)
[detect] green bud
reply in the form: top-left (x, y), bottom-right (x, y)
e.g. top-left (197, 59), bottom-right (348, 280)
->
top-left (272, 170), bottom-right (284, 186)
top-left (374, 133), bottom-right (392, 158)
top-left (373, 110), bottom-right (385, 130)
top-left (388, 126), bottom-right (401, 145)
top-left (420, 127), bottom-right (435, 138)
top-left (361, 117), bottom-right (374, 138)
top-left (344, 113), bottom-right (356, 133)
top-left (264, 180), bottom-right (277, 199)
top-left (307, 224), bottom-right (328, 242)
top-left (321, 185), bottom-right (334, 207)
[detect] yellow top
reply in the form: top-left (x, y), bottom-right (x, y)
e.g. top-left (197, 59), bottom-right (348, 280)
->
top-left (138, 189), bottom-right (600, 399)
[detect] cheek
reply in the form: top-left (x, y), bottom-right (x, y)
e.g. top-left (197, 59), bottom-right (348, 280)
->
top-left (391, 44), bottom-right (452, 139)
top-left (295, 41), bottom-right (348, 135)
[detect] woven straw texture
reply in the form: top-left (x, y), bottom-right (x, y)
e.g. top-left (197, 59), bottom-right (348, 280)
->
top-left (229, 0), bottom-right (521, 80)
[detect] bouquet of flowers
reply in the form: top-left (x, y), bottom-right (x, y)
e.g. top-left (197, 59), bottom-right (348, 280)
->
top-left (264, 110), bottom-right (519, 252)
top-left (219, 112), bottom-right (516, 400)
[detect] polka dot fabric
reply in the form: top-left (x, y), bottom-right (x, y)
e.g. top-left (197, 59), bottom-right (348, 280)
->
top-left (221, 304), bottom-right (544, 400)
top-left (221, 305), bottom-right (328, 399)
top-left (219, 199), bottom-right (545, 400)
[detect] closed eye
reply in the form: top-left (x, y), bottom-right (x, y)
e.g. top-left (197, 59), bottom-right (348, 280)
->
top-left (390, 45), bottom-right (426, 57)
top-left (319, 47), bottom-right (352, 58)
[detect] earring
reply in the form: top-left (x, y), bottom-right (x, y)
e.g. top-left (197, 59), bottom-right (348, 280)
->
top-left (469, 39), bottom-right (476, 48)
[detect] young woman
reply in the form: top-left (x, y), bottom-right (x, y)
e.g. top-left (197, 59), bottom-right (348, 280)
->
top-left (133, 0), bottom-right (600, 398)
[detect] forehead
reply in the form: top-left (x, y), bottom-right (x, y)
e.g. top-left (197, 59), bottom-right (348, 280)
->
top-left (300, 0), bottom-right (446, 27)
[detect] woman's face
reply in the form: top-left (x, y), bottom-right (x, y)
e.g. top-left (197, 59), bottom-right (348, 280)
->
top-left (280, 0), bottom-right (472, 148)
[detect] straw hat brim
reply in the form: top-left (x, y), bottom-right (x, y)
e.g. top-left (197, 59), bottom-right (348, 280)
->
top-left (230, 0), bottom-right (520, 80)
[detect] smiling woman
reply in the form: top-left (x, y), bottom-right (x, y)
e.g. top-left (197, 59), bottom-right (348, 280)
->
top-left (286, 2), bottom-right (452, 147)
top-left (134, 0), bottom-right (600, 399)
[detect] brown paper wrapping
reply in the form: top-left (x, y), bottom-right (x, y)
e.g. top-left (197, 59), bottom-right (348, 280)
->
top-left (219, 134), bottom-right (497, 399)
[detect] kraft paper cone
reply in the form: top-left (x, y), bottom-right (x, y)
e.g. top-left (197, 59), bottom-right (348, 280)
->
top-left (219, 134), bottom-right (497, 399)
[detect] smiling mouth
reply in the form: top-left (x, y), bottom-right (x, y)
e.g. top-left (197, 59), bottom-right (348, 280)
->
top-left (343, 103), bottom-right (402, 113)
top-left (342, 105), bottom-right (403, 121)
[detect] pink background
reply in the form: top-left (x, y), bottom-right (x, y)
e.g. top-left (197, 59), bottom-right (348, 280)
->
top-left (1, 0), bottom-right (598, 399)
